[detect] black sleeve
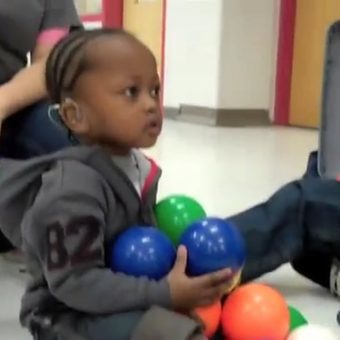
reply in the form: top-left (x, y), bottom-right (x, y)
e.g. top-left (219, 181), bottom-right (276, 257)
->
top-left (41, 0), bottom-right (82, 30)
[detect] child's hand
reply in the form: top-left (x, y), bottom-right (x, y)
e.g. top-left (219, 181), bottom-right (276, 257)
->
top-left (167, 245), bottom-right (231, 311)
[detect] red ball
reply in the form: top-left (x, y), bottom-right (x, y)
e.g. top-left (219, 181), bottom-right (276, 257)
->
top-left (194, 301), bottom-right (222, 337)
top-left (221, 283), bottom-right (289, 340)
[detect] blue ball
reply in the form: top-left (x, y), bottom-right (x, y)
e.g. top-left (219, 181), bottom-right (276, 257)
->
top-left (111, 226), bottom-right (176, 280)
top-left (180, 217), bottom-right (246, 276)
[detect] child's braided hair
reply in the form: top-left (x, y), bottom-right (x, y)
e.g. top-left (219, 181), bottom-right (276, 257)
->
top-left (45, 28), bottom-right (137, 105)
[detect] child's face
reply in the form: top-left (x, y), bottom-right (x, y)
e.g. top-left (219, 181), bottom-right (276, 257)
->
top-left (67, 36), bottom-right (162, 153)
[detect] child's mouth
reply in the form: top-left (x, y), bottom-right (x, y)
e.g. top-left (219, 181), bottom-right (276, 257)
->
top-left (146, 120), bottom-right (162, 136)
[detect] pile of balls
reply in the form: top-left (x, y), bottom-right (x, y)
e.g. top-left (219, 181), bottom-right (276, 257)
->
top-left (111, 194), bottom-right (246, 284)
top-left (109, 194), bottom-right (337, 339)
top-left (195, 283), bottom-right (338, 339)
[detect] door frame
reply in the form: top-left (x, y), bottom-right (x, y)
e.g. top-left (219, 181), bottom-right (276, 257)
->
top-left (102, 0), bottom-right (124, 28)
top-left (273, 0), bottom-right (296, 125)
top-left (103, 0), bottom-right (167, 100)
top-left (80, 0), bottom-right (124, 25)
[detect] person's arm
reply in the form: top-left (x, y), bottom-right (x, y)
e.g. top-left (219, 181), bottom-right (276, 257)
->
top-left (22, 161), bottom-right (171, 314)
top-left (0, 0), bottom-right (82, 119)
top-left (0, 43), bottom-right (54, 118)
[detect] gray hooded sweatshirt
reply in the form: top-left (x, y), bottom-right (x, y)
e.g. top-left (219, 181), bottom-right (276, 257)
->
top-left (0, 146), bottom-right (204, 339)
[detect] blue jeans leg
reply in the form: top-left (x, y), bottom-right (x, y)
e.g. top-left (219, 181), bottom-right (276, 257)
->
top-left (0, 101), bottom-right (71, 159)
top-left (0, 101), bottom-right (72, 251)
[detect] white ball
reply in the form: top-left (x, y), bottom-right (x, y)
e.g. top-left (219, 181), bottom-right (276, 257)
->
top-left (287, 324), bottom-right (338, 340)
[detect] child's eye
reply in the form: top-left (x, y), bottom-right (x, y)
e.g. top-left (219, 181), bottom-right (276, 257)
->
top-left (151, 85), bottom-right (161, 98)
top-left (124, 86), bottom-right (139, 98)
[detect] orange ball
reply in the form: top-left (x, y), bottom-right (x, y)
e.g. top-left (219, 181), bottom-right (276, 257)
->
top-left (195, 301), bottom-right (222, 337)
top-left (221, 283), bottom-right (289, 340)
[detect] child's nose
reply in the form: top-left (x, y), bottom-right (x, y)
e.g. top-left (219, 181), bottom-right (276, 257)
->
top-left (143, 94), bottom-right (158, 114)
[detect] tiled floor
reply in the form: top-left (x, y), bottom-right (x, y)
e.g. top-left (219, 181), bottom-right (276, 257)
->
top-left (1, 120), bottom-right (339, 339)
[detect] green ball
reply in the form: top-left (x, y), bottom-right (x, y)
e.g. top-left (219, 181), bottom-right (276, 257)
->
top-left (155, 194), bottom-right (206, 245)
top-left (289, 305), bottom-right (308, 331)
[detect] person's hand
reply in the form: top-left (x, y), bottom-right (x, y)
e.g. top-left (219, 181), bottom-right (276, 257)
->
top-left (167, 246), bottom-right (231, 311)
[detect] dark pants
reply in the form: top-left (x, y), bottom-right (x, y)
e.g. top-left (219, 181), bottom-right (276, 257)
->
top-left (35, 312), bottom-right (144, 340)
top-left (292, 150), bottom-right (334, 288)
top-left (0, 101), bottom-right (71, 252)
top-left (232, 149), bottom-right (339, 292)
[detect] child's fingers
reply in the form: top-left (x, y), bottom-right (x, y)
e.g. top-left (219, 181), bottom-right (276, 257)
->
top-left (194, 268), bottom-right (232, 289)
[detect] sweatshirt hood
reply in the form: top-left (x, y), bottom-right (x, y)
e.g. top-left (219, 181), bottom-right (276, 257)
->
top-left (0, 146), bottom-right (104, 247)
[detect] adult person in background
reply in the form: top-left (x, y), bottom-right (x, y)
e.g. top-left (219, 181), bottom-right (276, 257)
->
top-left (0, 0), bottom-right (82, 255)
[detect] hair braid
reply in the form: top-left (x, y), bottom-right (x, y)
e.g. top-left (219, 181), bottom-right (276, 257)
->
top-left (45, 28), bottom-right (138, 105)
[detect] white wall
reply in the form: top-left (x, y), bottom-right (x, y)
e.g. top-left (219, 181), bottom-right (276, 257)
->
top-left (164, 0), bottom-right (280, 111)
top-left (74, 0), bottom-right (102, 15)
top-left (84, 21), bottom-right (102, 29)
top-left (218, 0), bottom-right (280, 109)
top-left (163, 0), bottom-right (222, 108)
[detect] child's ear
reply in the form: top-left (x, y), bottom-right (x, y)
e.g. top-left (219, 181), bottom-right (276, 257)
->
top-left (60, 98), bottom-right (89, 135)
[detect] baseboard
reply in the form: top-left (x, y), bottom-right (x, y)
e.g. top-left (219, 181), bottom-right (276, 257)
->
top-left (164, 107), bottom-right (180, 120)
top-left (164, 105), bottom-right (271, 127)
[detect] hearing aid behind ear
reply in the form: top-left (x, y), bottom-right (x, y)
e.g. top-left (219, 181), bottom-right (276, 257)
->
top-left (48, 104), bottom-right (64, 128)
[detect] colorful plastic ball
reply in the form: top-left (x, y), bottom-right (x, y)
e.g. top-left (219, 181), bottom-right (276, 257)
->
top-left (180, 217), bottom-right (246, 276)
top-left (110, 226), bottom-right (175, 280)
top-left (194, 301), bottom-right (222, 337)
top-left (289, 305), bottom-right (308, 331)
top-left (155, 194), bottom-right (206, 245)
top-left (287, 324), bottom-right (337, 340)
top-left (221, 283), bottom-right (290, 340)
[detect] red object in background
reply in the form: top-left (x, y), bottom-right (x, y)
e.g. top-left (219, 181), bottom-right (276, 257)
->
top-left (82, 0), bottom-right (166, 108)
top-left (195, 301), bottom-right (222, 338)
top-left (80, 13), bottom-right (102, 22)
top-left (101, 0), bottom-right (166, 107)
top-left (221, 283), bottom-right (290, 340)
top-left (274, 0), bottom-right (297, 125)
top-left (80, 1), bottom-right (123, 27)
top-left (103, 0), bottom-right (123, 28)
